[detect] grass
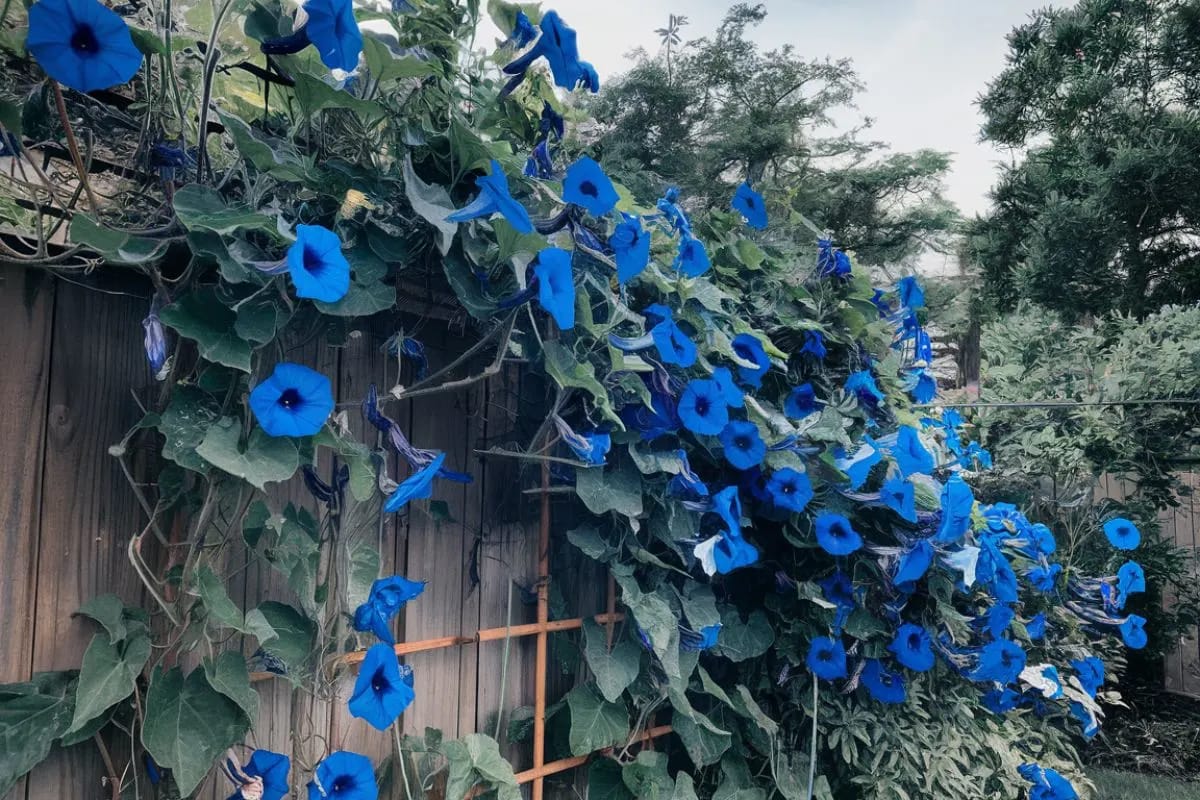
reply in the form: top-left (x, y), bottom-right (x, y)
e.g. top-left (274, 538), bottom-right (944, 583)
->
top-left (1090, 769), bottom-right (1200, 799)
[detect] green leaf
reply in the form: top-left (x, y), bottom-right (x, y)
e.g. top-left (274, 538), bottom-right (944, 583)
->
top-left (203, 651), bottom-right (258, 724)
top-left (566, 684), bottom-right (629, 756)
top-left (844, 608), bottom-right (889, 641)
top-left (713, 609), bottom-right (774, 663)
top-left (218, 111), bottom-right (311, 181)
top-left (141, 666), bottom-right (250, 797)
top-left (159, 386), bottom-right (222, 471)
top-left (575, 459), bottom-right (644, 518)
top-left (73, 594), bottom-right (127, 643)
top-left (442, 733), bottom-right (521, 800)
top-left (0, 98), bottom-right (23, 138)
top-left (733, 685), bottom-right (778, 738)
top-left (255, 602), bottom-right (317, 677)
top-left (263, 506), bottom-right (323, 613)
top-left (486, 0), bottom-right (541, 34)
top-left (313, 427), bottom-right (377, 502)
top-left (0, 671), bottom-right (77, 797)
top-left (70, 215), bottom-right (168, 265)
top-left (403, 154), bottom-right (458, 256)
top-left (733, 239), bottom-right (765, 271)
top-left (128, 26), bottom-right (166, 55)
top-left (235, 296), bottom-right (292, 345)
top-left (443, 246), bottom-right (496, 320)
top-left (362, 35), bottom-right (437, 83)
top-left (67, 631), bottom-right (150, 736)
top-left (313, 276), bottom-right (396, 317)
top-left (616, 577), bottom-right (679, 679)
top-left (193, 566), bottom-right (276, 643)
top-left (566, 524), bottom-right (618, 562)
top-left (291, 73), bottom-right (386, 122)
top-left (173, 184), bottom-right (276, 236)
top-left (673, 709), bottom-right (731, 767)
top-left (196, 418), bottom-right (301, 489)
top-left (588, 758), bottom-right (634, 800)
top-left (622, 751), bottom-right (673, 800)
top-left (160, 288), bottom-right (253, 372)
top-left (543, 341), bottom-right (623, 429)
top-left (582, 620), bottom-right (640, 703)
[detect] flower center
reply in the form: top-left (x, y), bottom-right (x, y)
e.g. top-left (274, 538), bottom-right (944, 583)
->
top-left (278, 388), bottom-right (303, 409)
top-left (332, 776), bottom-right (354, 794)
top-left (70, 24), bottom-right (100, 54)
top-left (694, 397), bottom-right (710, 415)
top-left (780, 481), bottom-right (794, 495)
top-left (907, 633), bottom-right (922, 649)
top-left (735, 436), bottom-right (751, 451)
top-left (579, 180), bottom-right (599, 198)
top-left (303, 245), bottom-right (327, 275)
top-left (371, 667), bottom-right (387, 693)
top-left (818, 650), bottom-right (831, 662)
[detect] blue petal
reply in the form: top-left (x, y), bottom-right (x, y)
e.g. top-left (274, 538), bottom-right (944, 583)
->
top-left (288, 224), bottom-right (351, 302)
top-left (533, 247), bottom-right (575, 329)
top-left (563, 156), bottom-right (619, 217)
top-left (250, 362), bottom-right (335, 438)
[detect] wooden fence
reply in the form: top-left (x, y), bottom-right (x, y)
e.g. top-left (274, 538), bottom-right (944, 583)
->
top-left (0, 267), bottom-right (609, 800)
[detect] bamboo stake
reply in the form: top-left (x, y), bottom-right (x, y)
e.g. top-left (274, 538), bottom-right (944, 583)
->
top-left (532, 460), bottom-right (551, 800)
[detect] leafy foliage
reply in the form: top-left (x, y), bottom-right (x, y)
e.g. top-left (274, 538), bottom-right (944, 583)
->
top-left (971, 0), bottom-right (1200, 317)
top-left (0, 1), bottom-right (1143, 799)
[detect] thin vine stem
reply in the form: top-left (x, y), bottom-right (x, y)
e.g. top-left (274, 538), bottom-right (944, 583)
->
top-left (50, 81), bottom-right (101, 210)
top-left (805, 675), bottom-right (818, 800)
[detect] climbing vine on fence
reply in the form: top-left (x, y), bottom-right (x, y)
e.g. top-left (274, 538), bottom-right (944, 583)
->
top-left (0, 1), bottom-right (1149, 799)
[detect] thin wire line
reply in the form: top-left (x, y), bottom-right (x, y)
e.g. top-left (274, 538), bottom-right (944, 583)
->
top-left (916, 398), bottom-right (1200, 410)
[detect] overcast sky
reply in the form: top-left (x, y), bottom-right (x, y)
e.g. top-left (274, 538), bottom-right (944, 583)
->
top-left (523, 0), bottom-right (1057, 221)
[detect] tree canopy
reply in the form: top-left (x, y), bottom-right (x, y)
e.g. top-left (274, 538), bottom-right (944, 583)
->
top-left (587, 3), bottom-right (958, 267)
top-left (970, 0), bottom-right (1200, 318)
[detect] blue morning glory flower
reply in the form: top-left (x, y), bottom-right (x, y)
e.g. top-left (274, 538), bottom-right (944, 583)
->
top-left (1116, 561), bottom-right (1145, 609)
top-left (898, 276), bottom-right (925, 309)
top-left (656, 186), bottom-right (692, 236)
top-left (784, 384), bottom-right (822, 418)
top-left (610, 213), bottom-right (651, 283)
top-left (970, 639), bottom-right (1026, 684)
top-left (563, 156), bottom-right (619, 217)
top-left (348, 643), bottom-right (414, 730)
top-left (806, 636), bottom-right (847, 681)
top-left (893, 539), bottom-right (933, 585)
top-left (27, 0), bottom-right (142, 93)
top-left (814, 512), bottom-right (863, 556)
top-left (1103, 517), bottom-right (1141, 550)
top-left (501, 10), bottom-right (598, 95)
top-left (711, 367), bottom-right (745, 409)
top-left (1025, 523), bottom-right (1056, 556)
top-left (982, 688), bottom-right (1022, 714)
top-left (731, 334), bottom-right (770, 388)
top-left (509, 10), bottom-right (537, 47)
top-left (668, 449), bottom-right (709, 500)
top-left (250, 363), bottom-right (335, 438)
top-left (142, 310), bottom-right (167, 376)
top-left (882, 477), bottom-right (917, 523)
top-left (680, 624), bottom-right (721, 652)
top-left (914, 329), bottom-right (933, 363)
top-left (1070, 701), bottom-right (1099, 739)
top-left (1027, 563), bottom-right (1061, 593)
top-left (308, 751), bottom-right (377, 800)
top-left (524, 139), bottom-right (554, 179)
top-left (980, 604), bottom-right (1014, 639)
top-left (861, 659), bottom-right (906, 704)
top-left (891, 426), bottom-right (934, 478)
top-left (1072, 656), bottom-right (1104, 697)
top-left (571, 431), bottom-right (611, 466)
top-left (845, 370), bottom-right (885, 408)
top-left (384, 452), bottom-right (445, 513)
top-left (446, 160), bottom-right (534, 234)
top-left (226, 749), bottom-right (290, 800)
top-left (907, 368), bottom-right (938, 403)
top-left (288, 224), bottom-right (351, 303)
top-left (978, 537), bottom-right (1019, 604)
top-left (302, 0), bottom-right (362, 71)
top-left (816, 239), bottom-right (852, 279)
top-left (678, 379), bottom-right (729, 436)
top-left (650, 319), bottom-right (697, 367)
top-left (353, 575), bottom-right (426, 645)
top-left (621, 382), bottom-right (680, 441)
top-left (934, 474), bottom-right (975, 543)
top-left (1120, 614), bottom-right (1147, 649)
top-left (539, 101), bottom-right (565, 141)
top-left (888, 624), bottom-right (935, 672)
top-left (766, 468), bottom-right (814, 513)
top-left (800, 330), bottom-right (826, 360)
top-left (1018, 764), bottom-right (1078, 800)
top-left (719, 420), bottom-right (766, 471)
top-left (675, 236), bottom-right (711, 278)
top-left (695, 487), bottom-right (758, 575)
top-left (533, 247), bottom-right (576, 329)
top-left (1027, 613), bottom-right (1047, 640)
top-left (731, 182), bottom-right (767, 229)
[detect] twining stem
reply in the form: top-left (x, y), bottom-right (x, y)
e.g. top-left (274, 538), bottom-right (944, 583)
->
top-left (805, 675), bottom-right (819, 800)
top-left (392, 723), bottom-right (415, 800)
top-left (492, 579), bottom-right (516, 740)
top-left (51, 81), bottom-right (101, 211)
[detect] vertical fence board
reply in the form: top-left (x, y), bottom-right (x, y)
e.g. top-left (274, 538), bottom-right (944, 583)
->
top-left (402, 328), bottom-right (474, 741)
top-left (1175, 474), bottom-right (1200, 695)
top-left (0, 269), bottom-right (54, 800)
top-left (26, 282), bottom-right (148, 800)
